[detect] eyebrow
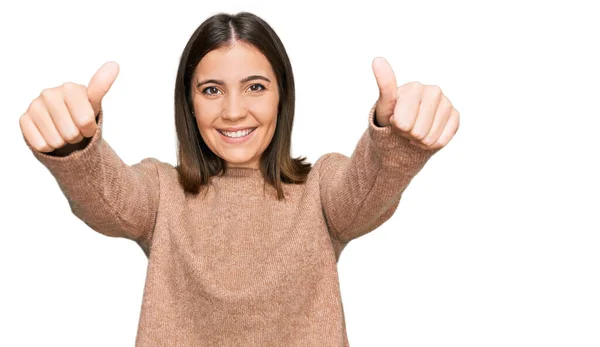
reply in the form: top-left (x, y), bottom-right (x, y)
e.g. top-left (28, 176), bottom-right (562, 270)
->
top-left (196, 75), bottom-right (271, 88)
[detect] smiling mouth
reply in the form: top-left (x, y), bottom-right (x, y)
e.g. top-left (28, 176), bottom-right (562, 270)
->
top-left (217, 127), bottom-right (257, 138)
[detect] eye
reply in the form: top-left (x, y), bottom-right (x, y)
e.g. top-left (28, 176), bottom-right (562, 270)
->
top-left (249, 83), bottom-right (266, 92)
top-left (201, 86), bottom-right (221, 96)
top-left (201, 84), bottom-right (265, 96)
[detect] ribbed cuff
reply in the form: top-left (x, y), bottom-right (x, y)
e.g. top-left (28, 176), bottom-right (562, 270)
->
top-left (366, 102), bottom-right (440, 170)
top-left (23, 109), bottom-right (106, 178)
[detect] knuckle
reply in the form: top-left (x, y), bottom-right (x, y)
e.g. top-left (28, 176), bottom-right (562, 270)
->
top-left (29, 98), bottom-right (44, 113)
top-left (410, 82), bottom-right (424, 96)
top-left (40, 88), bottom-right (54, 99)
top-left (444, 94), bottom-right (452, 105)
top-left (63, 128), bottom-right (79, 141)
top-left (19, 113), bottom-right (27, 130)
top-left (422, 138), bottom-right (434, 146)
top-left (421, 134), bottom-right (435, 145)
top-left (31, 142), bottom-right (46, 152)
top-left (398, 81), bottom-right (421, 94)
top-left (62, 81), bottom-right (79, 92)
top-left (76, 112), bottom-right (96, 127)
top-left (411, 130), bottom-right (427, 140)
top-left (399, 124), bottom-right (411, 133)
top-left (65, 132), bottom-right (82, 143)
top-left (31, 143), bottom-right (42, 152)
top-left (441, 95), bottom-right (452, 109)
top-left (428, 85), bottom-right (442, 97)
top-left (410, 81), bottom-right (424, 90)
top-left (421, 86), bottom-right (440, 103)
top-left (30, 138), bottom-right (49, 152)
top-left (49, 137), bottom-right (66, 149)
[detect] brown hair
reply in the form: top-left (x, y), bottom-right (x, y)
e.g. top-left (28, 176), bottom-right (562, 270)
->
top-left (173, 11), bottom-right (312, 200)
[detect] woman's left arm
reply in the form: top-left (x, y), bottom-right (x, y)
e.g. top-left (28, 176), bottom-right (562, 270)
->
top-left (318, 57), bottom-right (460, 244)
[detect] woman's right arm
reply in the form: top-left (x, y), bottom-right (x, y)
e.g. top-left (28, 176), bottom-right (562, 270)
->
top-left (19, 62), bottom-right (160, 254)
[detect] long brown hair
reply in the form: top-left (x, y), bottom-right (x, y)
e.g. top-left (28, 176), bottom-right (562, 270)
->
top-left (174, 12), bottom-right (312, 200)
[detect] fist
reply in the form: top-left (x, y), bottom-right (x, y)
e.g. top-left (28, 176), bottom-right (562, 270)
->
top-left (19, 61), bottom-right (120, 153)
top-left (373, 57), bottom-right (460, 150)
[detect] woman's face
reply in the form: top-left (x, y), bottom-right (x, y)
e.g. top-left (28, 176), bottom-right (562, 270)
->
top-left (191, 42), bottom-right (279, 169)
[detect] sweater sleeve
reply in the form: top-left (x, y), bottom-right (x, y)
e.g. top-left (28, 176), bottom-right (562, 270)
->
top-left (22, 109), bottom-right (160, 254)
top-left (319, 102), bottom-right (441, 244)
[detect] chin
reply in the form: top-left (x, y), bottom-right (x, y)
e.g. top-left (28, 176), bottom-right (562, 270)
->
top-left (223, 156), bottom-right (255, 168)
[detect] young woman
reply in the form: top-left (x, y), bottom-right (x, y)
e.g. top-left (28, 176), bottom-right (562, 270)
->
top-left (20, 11), bottom-right (459, 347)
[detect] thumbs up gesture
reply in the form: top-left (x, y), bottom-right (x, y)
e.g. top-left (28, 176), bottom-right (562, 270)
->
top-left (19, 61), bottom-right (120, 153)
top-left (373, 57), bottom-right (460, 150)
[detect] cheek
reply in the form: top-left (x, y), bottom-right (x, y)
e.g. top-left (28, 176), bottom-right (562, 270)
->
top-left (194, 117), bottom-right (214, 143)
top-left (252, 100), bottom-right (278, 123)
top-left (262, 117), bottom-right (278, 144)
top-left (250, 92), bottom-right (278, 114)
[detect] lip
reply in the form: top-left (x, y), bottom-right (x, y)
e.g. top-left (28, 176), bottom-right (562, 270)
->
top-left (218, 126), bottom-right (258, 132)
top-left (216, 127), bottom-right (257, 144)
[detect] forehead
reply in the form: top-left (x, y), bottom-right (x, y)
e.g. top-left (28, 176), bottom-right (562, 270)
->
top-left (195, 43), bottom-right (274, 79)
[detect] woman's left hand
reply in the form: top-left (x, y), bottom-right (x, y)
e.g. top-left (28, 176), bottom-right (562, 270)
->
top-left (373, 57), bottom-right (460, 150)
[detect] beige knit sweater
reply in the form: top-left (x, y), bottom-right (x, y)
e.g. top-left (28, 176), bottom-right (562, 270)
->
top-left (24, 103), bottom-right (439, 346)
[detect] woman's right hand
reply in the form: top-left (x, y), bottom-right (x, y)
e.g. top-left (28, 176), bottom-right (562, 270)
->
top-left (19, 61), bottom-right (120, 153)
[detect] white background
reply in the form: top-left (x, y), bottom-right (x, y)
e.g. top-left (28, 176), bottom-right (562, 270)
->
top-left (1, 0), bottom-right (599, 346)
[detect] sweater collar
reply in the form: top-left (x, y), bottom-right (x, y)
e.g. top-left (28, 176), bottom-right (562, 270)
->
top-left (220, 167), bottom-right (263, 178)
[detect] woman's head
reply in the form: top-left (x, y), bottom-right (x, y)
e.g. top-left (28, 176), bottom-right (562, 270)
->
top-left (192, 41), bottom-right (278, 171)
top-left (174, 12), bottom-right (311, 199)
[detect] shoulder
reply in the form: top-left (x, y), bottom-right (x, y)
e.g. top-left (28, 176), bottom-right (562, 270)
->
top-left (313, 152), bottom-right (349, 178)
top-left (133, 157), bottom-right (180, 187)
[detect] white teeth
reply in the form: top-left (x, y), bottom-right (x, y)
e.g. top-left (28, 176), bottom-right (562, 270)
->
top-left (219, 128), bottom-right (254, 138)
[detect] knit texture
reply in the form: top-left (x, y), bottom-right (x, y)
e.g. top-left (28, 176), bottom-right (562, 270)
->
top-left (24, 103), bottom-right (439, 346)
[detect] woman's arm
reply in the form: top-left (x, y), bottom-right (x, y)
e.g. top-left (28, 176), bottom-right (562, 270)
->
top-left (23, 109), bottom-right (160, 256)
top-left (319, 103), bottom-right (440, 244)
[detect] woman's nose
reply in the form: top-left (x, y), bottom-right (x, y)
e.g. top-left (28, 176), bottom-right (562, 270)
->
top-left (221, 93), bottom-right (247, 122)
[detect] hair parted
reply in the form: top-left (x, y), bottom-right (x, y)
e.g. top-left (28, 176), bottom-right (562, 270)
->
top-left (173, 11), bottom-right (312, 200)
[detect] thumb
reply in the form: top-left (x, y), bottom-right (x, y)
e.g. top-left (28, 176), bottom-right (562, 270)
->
top-left (372, 57), bottom-right (398, 121)
top-left (87, 61), bottom-right (120, 118)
